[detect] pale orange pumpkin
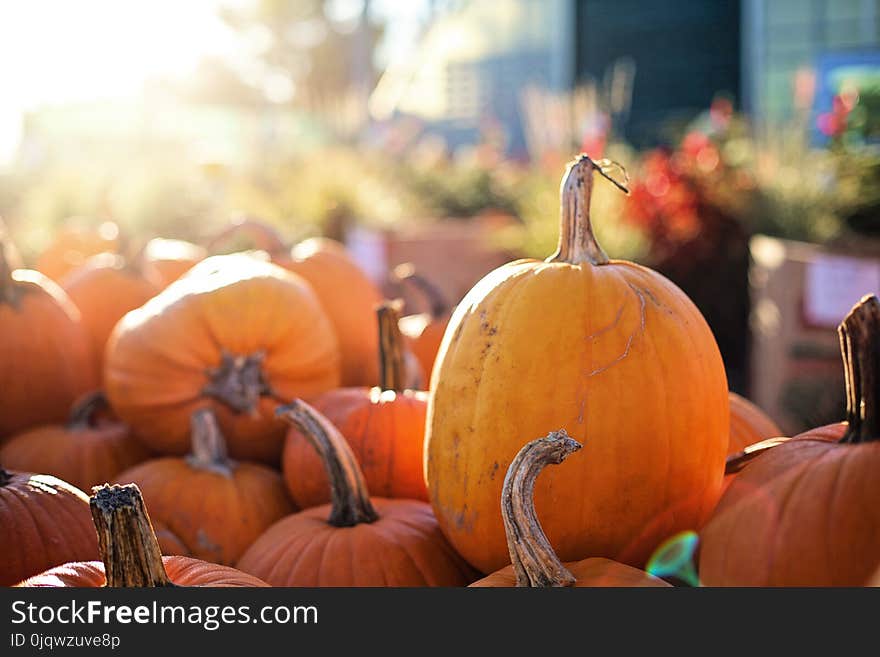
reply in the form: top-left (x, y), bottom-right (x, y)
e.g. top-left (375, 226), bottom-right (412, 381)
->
top-left (140, 237), bottom-right (207, 288)
top-left (34, 220), bottom-right (120, 283)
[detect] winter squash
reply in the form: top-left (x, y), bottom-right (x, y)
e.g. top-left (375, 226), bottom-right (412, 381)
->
top-left (61, 252), bottom-right (162, 379)
top-left (35, 220), bottom-right (120, 283)
top-left (205, 216), bottom-right (288, 256)
top-left (394, 263), bottom-right (452, 381)
top-left (700, 295), bottom-right (880, 586)
top-left (18, 483), bottom-right (268, 587)
top-left (727, 392), bottom-right (783, 455)
top-left (0, 242), bottom-right (96, 438)
top-left (425, 155), bottom-right (729, 574)
top-left (116, 408), bottom-right (294, 565)
top-left (104, 252), bottom-right (341, 463)
top-left (470, 431), bottom-right (669, 587)
top-left (237, 399), bottom-right (476, 586)
top-left (0, 391), bottom-right (151, 492)
top-left (140, 237), bottom-right (206, 288)
top-left (0, 468), bottom-right (98, 586)
top-left (282, 301), bottom-right (429, 507)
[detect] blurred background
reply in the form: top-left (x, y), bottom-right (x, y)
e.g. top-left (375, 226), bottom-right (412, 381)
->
top-left (2, 0), bottom-right (880, 433)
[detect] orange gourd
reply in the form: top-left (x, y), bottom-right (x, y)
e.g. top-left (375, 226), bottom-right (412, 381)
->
top-left (282, 301), bottom-right (428, 506)
top-left (0, 391), bottom-right (151, 491)
top-left (426, 155), bottom-right (729, 574)
top-left (237, 400), bottom-right (477, 586)
top-left (471, 431), bottom-right (669, 587)
top-left (35, 220), bottom-right (119, 282)
top-left (140, 237), bottom-right (206, 288)
top-left (104, 253), bottom-right (340, 463)
top-left (18, 483), bottom-right (268, 587)
top-left (116, 409), bottom-right (294, 565)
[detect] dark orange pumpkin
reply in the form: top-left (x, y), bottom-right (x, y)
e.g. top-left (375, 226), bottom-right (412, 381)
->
top-left (237, 400), bottom-right (477, 586)
top-left (104, 253), bottom-right (341, 463)
top-left (727, 392), bottom-right (783, 456)
top-left (700, 295), bottom-right (880, 586)
top-left (18, 483), bottom-right (268, 587)
top-left (140, 237), bottom-right (206, 288)
top-left (0, 468), bottom-right (98, 586)
top-left (0, 242), bottom-right (97, 438)
top-left (471, 431), bottom-right (668, 587)
top-left (0, 391), bottom-right (151, 491)
top-left (116, 408), bottom-right (294, 565)
top-left (394, 263), bottom-right (452, 382)
top-left (35, 220), bottom-right (120, 283)
top-left (282, 301), bottom-right (428, 506)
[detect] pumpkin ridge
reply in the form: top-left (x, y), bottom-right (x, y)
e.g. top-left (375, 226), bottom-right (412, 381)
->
top-left (8, 480), bottom-right (55, 575)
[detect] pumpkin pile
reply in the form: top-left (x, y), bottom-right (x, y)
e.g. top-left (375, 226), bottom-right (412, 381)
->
top-left (5, 153), bottom-right (878, 588)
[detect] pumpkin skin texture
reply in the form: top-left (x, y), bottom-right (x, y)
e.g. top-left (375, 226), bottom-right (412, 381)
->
top-left (103, 253), bottom-right (341, 464)
top-left (0, 469), bottom-right (99, 586)
top-left (237, 400), bottom-right (477, 587)
top-left (116, 409), bottom-right (295, 565)
top-left (469, 432), bottom-right (669, 588)
top-left (140, 238), bottom-right (207, 288)
top-left (426, 156), bottom-right (729, 574)
top-left (727, 392), bottom-right (783, 455)
top-left (283, 302), bottom-right (429, 506)
top-left (0, 391), bottom-right (151, 492)
top-left (17, 484), bottom-right (268, 587)
top-left (35, 221), bottom-right (119, 283)
top-left (700, 296), bottom-right (880, 586)
top-left (0, 248), bottom-right (97, 439)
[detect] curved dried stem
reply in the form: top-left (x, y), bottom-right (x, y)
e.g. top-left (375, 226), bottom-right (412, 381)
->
top-left (67, 391), bottom-right (110, 430)
top-left (203, 350), bottom-right (272, 414)
top-left (839, 294), bottom-right (880, 444)
top-left (186, 408), bottom-right (233, 476)
top-left (392, 263), bottom-right (448, 319)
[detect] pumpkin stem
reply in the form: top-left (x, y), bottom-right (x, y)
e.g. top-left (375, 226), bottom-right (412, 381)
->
top-left (839, 294), bottom-right (880, 444)
top-left (548, 154), bottom-right (629, 266)
top-left (377, 300), bottom-right (408, 392)
top-left (0, 468), bottom-right (11, 487)
top-left (67, 391), bottom-right (110, 430)
top-left (502, 430), bottom-right (582, 587)
top-left (90, 483), bottom-right (174, 587)
top-left (277, 399), bottom-right (378, 527)
top-left (186, 408), bottom-right (234, 475)
top-left (0, 238), bottom-right (20, 307)
top-left (392, 263), bottom-right (448, 319)
top-left (203, 349), bottom-right (273, 414)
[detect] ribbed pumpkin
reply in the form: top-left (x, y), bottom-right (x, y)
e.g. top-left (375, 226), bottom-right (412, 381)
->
top-left (140, 237), bottom-right (206, 288)
top-left (0, 243), bottom-right (96, 438)
top-left (394, 263), bottom-right (452, 382)
top-left (727, 392), bottom-right (783, 455)
top-left (104, 252), bottom-right (341, 463)
top-left (116, 408), bottom-right (294, 565)
top-left (0, 468), bottom-right (98, 586)
top-left (700, 295), bottom-right (880, 586)
top-left (18, 484), bottom-right (268, 587)
top-left (471, 432), bottom-right (669, 587)
top-left (35, 220), bottom-right (119, 282)
top-left (282, 301), bottom-right (429, 506)
top-left (426, 155), bottom-right (729, 574)
top-left (237, 400), bottom-right (477, 586)
top-left (0, 391), bottom-right (151, 491)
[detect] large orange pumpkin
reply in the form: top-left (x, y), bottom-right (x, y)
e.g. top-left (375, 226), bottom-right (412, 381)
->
top-left (0, 243), bottom-right (96, 438)
top-left (34, 220), bottom-right (120, 282)
top-left (237, 400), bottom-right (477, 586)
top-left (394, 263), bottom-right (452, 382)
top-left (116, 408), bottom-right (294, 565)
top-left (425, 155), bottom-right (729, 574)
top-left (104, 253), bottom-right (341, 463)
top-left (727, 392), bottom-right (783, 456)
top-left (470, 431), bottom-right (668, 587)
top-left (140, 237), bottom-right (207, 288)
top-left (1, 468), bottom-right (99, 586)
top-left (18, 483), bottom-right (268, 587)
top-left (700, 295), bottom-right (880, 586)
top-left (0, 391), bottom-right (151, 491)
top-left (282, 301), bottom-right (429, 506)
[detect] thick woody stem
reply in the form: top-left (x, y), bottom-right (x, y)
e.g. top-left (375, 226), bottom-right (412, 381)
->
top-left (203, 350), bottom-right (273, 414)
top-left (186, 409), bottom-right (233, 476)
top-left (839, 294), bottom-right (880, 443)
top-left (67, 391), bottom-right (110, 430)
top-left (90, 484), bottom-right (173, 587)
top-left (277, 399), bottom-right (378, 527)
top-left (502, 430), bottom-right (582, 587)
top-left (377, 300), bottom-right (408, 392)
top-left (548, 155), bottom-right (609, 266)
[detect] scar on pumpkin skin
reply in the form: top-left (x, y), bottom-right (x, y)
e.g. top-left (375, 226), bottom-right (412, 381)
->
top-left (583, 300), bottom-right (626, 342)
top-left (585, 286), bottom-right (647, 378)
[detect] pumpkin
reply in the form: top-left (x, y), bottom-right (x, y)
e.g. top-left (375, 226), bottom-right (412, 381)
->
top-left (115, 408), bottom-right (294, 565)
top-left (0, 242), bottom-right (96, 438)
top-left (470, 431), bottom-right (669, 587)
top-left (104, 252), bottom-right (341, 463)
top-left (205, 216), bottom-right (288, 256)
top-left (282, 301), bottom-right (428, 507)
top-left (425, 155), bottom-right (729, 574)
top-left (237, 400), bottom-right (477, 586)
top-left (153, 522), bottom-right (191, 556)
top-left (394, 263), bottom-right (452, 382)
top-left (700, 295), bottom-right (880, 586)
top-left (18, 483), bottom-right (268, 587)
top-left (727, 392), bottom-right (783, 456)
top-left (60, 252), bottom-right (162, 379)
top-left (35, 220), bottom-right (120, 282)
top-left (140, 237), bottom-right (207, 288)
top-left (0, 468), bottom-right (98, 586)
top-left (0, 391), bottom-right (151, 492)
